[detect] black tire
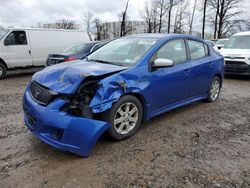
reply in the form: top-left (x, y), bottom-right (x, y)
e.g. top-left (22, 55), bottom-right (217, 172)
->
top-left (103, 95), bottom-right (143, 141)
top-left (0, 62), bottom-right (7, 79)
top-left (206, 76), bottom-right (221, 103)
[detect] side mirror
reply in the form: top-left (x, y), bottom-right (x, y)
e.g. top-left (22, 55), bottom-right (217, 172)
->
top-left (152, 58), bottom-right (174, 68)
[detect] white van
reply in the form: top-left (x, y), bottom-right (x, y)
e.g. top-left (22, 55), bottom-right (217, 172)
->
top-left (220, 31), bottom-right (250, 75)
top-left (0, 28), bottom-right (89, 78)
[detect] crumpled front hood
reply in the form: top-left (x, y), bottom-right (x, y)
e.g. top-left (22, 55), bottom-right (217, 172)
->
top-left (32, 60), bottom-right (127, 94)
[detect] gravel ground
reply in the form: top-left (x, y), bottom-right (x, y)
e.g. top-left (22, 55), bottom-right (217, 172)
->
top-left (0, 73), bottom-right (249, 188)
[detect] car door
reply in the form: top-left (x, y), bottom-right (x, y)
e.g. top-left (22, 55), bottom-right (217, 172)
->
top-left (148, 39), bottom-right (191, 113)
top-left (2, 30), bottom-right (32, 68)
top-left (186, 39), bottom-right (213, 97)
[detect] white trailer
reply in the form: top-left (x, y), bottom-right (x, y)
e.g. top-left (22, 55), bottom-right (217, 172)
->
top-left (0, 28), bottom-right (89, 78)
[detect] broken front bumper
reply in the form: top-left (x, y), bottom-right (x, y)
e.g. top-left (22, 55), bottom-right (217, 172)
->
top-left (23, 89), bottom-right (110, 157)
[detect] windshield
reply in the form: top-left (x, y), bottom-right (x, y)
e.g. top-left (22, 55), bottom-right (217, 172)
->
top-left (223, 36), bottom-right (250, 49)
top-left (0, 29), bottom-right (9, 40)
top-left (63, 43), bottom-right (88, 53)
top-left (216, 39), bottom-right (228, 45)
top-left (87, 37), bottom-right (158, 67)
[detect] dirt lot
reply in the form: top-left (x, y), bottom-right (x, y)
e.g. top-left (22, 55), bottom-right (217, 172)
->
top-left (0, 73), bottom-right (249, 188)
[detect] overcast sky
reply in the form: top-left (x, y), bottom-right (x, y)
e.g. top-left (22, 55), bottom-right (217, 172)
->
top-left (0, 0), bottom-right (249, 29)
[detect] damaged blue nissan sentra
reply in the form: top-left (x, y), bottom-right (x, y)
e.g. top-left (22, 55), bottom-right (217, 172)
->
top-left (23, 34), bottom-right (224, 157)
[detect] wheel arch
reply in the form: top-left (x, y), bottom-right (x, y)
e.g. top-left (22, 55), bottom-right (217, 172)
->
top-left (123, 92), bottom-right (148, 121)
top-left (0, 58), bottom-right (8, 69)
top-left (214, 73), bottom-right (223, 87)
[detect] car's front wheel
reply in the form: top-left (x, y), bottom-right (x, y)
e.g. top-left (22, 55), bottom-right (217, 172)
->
top-left (206, 76), bottom-right (221, 102)
top-left (0, 62), bottom-right (7, 79)
top-left (104, 95), bottom-right (143, 140)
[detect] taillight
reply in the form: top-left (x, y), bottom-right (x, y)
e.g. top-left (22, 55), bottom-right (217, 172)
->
top-left (64, 57), bottom-right (78, 62)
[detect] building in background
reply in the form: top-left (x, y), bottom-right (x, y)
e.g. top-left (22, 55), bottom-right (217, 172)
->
top-left (99, 21), bottom-right (148, 40)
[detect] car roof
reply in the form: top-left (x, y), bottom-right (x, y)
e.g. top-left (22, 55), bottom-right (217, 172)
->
top-left (124, 33), bottom-right (200, 40)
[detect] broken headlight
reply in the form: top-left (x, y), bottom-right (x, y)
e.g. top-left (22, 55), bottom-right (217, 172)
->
top-left (60, 79), bottom-right (99, 118)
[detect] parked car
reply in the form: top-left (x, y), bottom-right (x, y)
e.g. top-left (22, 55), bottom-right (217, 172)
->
top-left (46, 41), bottom-right (106, 66)
top-left (23, 34), bottom-right (224, 157)
top-left (215, 38), bottom-right (229, 50)
top-left (0, 28), bottom-right (89, 79)
top-left (206, 40), bottom-right (219, 51)
top-left (220, 31), bottom-right (250, 75)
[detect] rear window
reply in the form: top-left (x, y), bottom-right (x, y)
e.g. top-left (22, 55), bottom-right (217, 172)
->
top-left (155, 39), bottom-right (187, 64)
top-left (187, 40), bottom-right (207, 60)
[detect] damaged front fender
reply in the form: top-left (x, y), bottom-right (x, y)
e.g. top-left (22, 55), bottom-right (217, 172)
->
top-left (90, 73), bottom-right (150, 114)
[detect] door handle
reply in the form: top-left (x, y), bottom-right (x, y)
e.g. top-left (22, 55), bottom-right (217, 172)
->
top-left (28, 50), bottom-right (31, 55)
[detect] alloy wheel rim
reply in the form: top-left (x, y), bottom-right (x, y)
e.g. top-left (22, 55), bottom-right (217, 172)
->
top-left (210, 80), bottom-right (220, 101)
top-left (114, 102), bottom-right (139, 135)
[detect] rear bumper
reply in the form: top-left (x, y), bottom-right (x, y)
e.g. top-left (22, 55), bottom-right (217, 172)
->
top-left (225, 63), bottom-right (250, 75)
top-left (23, 88), bottom-right (110, 157)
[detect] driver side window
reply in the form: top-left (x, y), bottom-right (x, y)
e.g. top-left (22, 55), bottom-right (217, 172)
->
top-left (155, 39), bottom-right (187, 64)
top-left (4, 31), bottom-right (27, 45)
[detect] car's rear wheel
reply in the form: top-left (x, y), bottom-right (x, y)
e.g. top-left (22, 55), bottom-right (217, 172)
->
top-left (206, 76), bottom-right (221, 102)
top-left (104, 95), bottom-right (143, 140)
top-left (0, 62), bottom-right (7, 79)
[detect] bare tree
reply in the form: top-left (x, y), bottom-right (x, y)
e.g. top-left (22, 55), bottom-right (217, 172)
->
top-left (213, 0), bottom-right (220, 38)
top-left (120, 0), bottom-right (130, 37)
top-left (93, 18), bottom-right (101, 41)
top-left (82, 12), bottom-right (94, 41)
top-left (173, 0), bottom-right (189, 34)
top-left (189, 0), bottom-right (198, 35)
top-left (56, 19), bottom-right (75, 30)
top-left (167, 0), bottom-right (182, 33)
top-left (152, 2), bottom-right (159, 33)
top-left (201, 0), bottom-right (208, 39)
top-left (208, 0), bottom-right (243, 38)
top-left (140, 0), bottom-right (156, 33)
top-left (157, 0), bottom-right (169, 33)
top-left (167, 0), bottom-right (173, 33)
top-left (140, 0), bottom-right (159, 33)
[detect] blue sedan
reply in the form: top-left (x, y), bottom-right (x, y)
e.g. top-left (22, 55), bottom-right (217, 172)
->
top-left (23, 34), bottom-right (224, 156)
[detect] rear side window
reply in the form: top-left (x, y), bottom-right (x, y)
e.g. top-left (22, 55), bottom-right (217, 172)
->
top-left (4, 31), bottom-right (27, 45)
top-left (155, 39), bottom-right (187, 64)
top-left (187, 40), bottom-right (208, 60)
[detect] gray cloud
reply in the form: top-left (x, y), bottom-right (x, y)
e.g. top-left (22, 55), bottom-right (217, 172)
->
top-left (0, 0), bottom-right (249, 28)
top-left (0, 0), bottom-right (143, 28)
